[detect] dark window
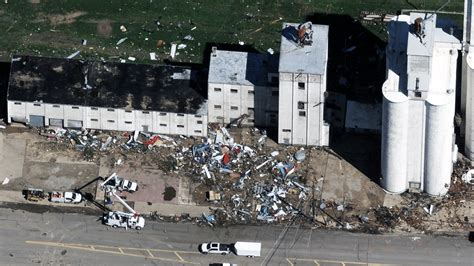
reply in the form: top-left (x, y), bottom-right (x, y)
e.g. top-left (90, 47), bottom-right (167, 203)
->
top-left (214, 88), bottom-right (221, 92)
top-left (177, 125), bottom-right (185, 128)
top-left (91, 118), bottom-right (98, 122)
top-left (415, 91), bottom-right (422, 98)
top-left (282, 129), bottom-right (291, 132)
top-left (107, 120), bottom-right (115, 123)
top-left (91, 107), bottom-right (98, 110)
top-left (14, 102), bottom-right (22, 105)
top-left (197, 120), bottom-right (203, 124)
top-left (214, 105), bottom-right (222, 109)
top-left (248, 119), bottom-right (255, 123)
top-left (72, 106), bottom-right (79, 109)
top-left (160, 123), bottom-right (167, 127)
top-left (33, 103), bottom-right (41, 107)
top-left (194, 130), bottom-right (202, 133)
top-left (298, 101), bottom-right (305, 109)
top-left (231, 106), bottom-right (238, 110)
top-left (53, 105), bottom-right (60, 108)
top-left (125, 110), bottom-right (132, 113)
top-left (298, 82), bottom-right (305, 90)
top-left (248, 90), bottom-right (254, 95)
top-left (272, 90), bottom-right (278, 96)
top-left (142, 111), bottom-right (150, 114)
top-left (125, 121), bottom-right (132, 124)
top-left (299, 111), bottom-right (306, 117)
top-left (271, 76), bottom-right (279, 84)
top-left (160, 112), bottom-right (167, 116)
top-left (195, 115), bottom-right (202, 118)
top-left (248, 107), bottom-right (254, 112)
top-left (216, 116), bottom-right (224, 120)
top-left (177, 113), bottom-right (185, 117)
top-left (107, 108), bottom-right (115, 112)
top-left (231, 89), bottom-right (238, 93)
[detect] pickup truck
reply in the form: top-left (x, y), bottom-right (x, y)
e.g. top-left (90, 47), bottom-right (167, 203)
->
top-left (119, 179), bottom-right (138, 193)
top-left (199, 242), bottom-right (232, 255)
top-left (49, 191), bottom-right (82, 204)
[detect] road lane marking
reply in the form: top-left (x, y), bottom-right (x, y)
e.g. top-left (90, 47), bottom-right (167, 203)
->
top-left (174, 251), bottom-right (184, 261)
top-left (287, 257), bottom-right (390, 265)
top-left (25, 240), bottom-right (199, 265)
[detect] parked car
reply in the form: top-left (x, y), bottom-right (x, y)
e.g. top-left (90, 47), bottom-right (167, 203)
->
top-left (119, 179), bottom-right (138, 193)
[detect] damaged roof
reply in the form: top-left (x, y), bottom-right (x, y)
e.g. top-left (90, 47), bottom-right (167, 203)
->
top-left (208, 50), bottom-right (278, 86)
top-left (7, 55), bottom-right (207, 114)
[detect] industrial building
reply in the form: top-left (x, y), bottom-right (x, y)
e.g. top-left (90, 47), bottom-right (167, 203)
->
top-left (381, 13), bottom-right (460, 196)
top-left (278, 22), bottom-right (330, 146)
top-left (462, 0), bottom-right (474, 160)
top-left (7, 56), bottom-right (208, 137)
top-left (207, 49), bottom-right (279, 127)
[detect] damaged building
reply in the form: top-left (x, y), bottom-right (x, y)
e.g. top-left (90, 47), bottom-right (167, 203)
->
top-left (207, 49), bottom-right (279, 127)
top-left (7, 56), bottom-right (208, 137)
top-left (381, 13), bottom-right (461, 196)
top-left (278, 22), bottom-right (330, 146)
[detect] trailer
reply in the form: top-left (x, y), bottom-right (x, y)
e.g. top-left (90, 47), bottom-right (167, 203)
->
top-left (232, 242), bottom-right (261, 257)
top-left (25, 188), bottom-right (46, 202)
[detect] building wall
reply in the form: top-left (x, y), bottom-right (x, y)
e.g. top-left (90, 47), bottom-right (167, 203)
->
top-left (7, 100), bottom-right (207, 137)
top-left (278, 72), bottom-right (328, 146)
top-left (207, 82), bottom-right (277, 127)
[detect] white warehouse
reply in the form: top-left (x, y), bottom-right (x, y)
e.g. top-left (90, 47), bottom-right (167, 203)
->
top-left (207, 49), bottom-right (279, 127)
top-left (7, 56), bottom-right (208, 137)
top-left (381, 13), bottom-right (460, 196)
top-left (278, 22), bottom-right (330, 146)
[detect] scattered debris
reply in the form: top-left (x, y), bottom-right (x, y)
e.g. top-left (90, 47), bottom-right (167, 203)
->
top-left (149, 52), bottom-right (157, 61)
top-left (120, 25), bottom-right (127, 32)
top-left (2, 177), bottom-right (9, 185)
top-left (170, 43), bottom-right (177, 58)
top-left (116, 37), bottom-right (128, 46)
top-left (267, 48), bottom-right (274, 55)
top-left (65, 51), bottom-right (80, 59)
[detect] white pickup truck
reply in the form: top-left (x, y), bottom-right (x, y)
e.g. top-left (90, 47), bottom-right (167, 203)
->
top-left (199, 242), bottom-right (232, 255)
top-left (199, 241), bottom-right (261, 257)
top-left (49, 191), bottom-right (82, 204)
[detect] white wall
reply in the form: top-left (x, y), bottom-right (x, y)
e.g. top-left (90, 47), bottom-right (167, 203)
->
top-left (7, 101), bottom-right (207, 137)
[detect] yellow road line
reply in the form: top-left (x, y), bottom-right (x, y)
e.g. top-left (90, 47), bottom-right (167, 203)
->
top-left (287, 257), bottom-right (388, 265)
top-left (174, 251), bottom-right (185, 261)
top-left (146, 249), bottom-right (154, 258)
top-left (25, 240), bottom-right (199, 265)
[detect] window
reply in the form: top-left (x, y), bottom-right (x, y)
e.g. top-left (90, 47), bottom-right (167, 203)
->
top-left (91, 118), bottom-right (98, 122)
top-left (197, 120), bottom-right (203, 124)
top-left (248, 107), bottom-right (254, 112)
top-left (142, 111), bottom-right (150, 114)
top-left (298, 82), bottom-right (305, 90)
top-left (195, 115), bottom-right (202, 118)
top-left (53, 105), bottom-right (60, 108)
top-left (271, 90), bottom-right (278, 96)
top-left (107, 120), bottom-right (115, 123)
top-left (231, 106), bottom-right (238, 110)
top-left (216, 116), bottom-right (224, 120)
top-left (125, 110), bottom-right (132, 113)
top-left (91, 107), bottom-right (98, 110)
top-left (33, 103), bottom-right (41, 106)
top-left (160, 123), bottom-right (167, 127)
top-left (271, 76), bottom-right (279, 85)
top-left (283, 129), bottom-right (291, 132)
top-left (14, 102), bottom-right (22, 105)
top-left (177, 125), bottom-right (185, 128)
top-left (160, 112), bottom-right (167, 116)
top-left (107, 108), bottom-right (115, 112)
top-left (298, 101), bottom-right (305, 109)
top-left (299, 111), bottom-right (306, 117)
top-left (72, 106), bottom-right (79, 109)
top-left (177, 113), bottom-right (184, 117)
top-left (248, 90), bottom-right (254, 95)
top-left (415, 91), bottom-right (422, 98)
top-left (125, 121), bottom-right (132, 124)
top-left (194, 130), bottom-right (202, 133)
top-left (248, 119), bottom-right (255, 123)
top-left (214, 105), bottom-right (222, 109)
top-left (214, 88), bottom-right (222, 92)
top-left (230, 89), bottom-right (238, 93)
top-left (283, 138), bottom-right (290, 144)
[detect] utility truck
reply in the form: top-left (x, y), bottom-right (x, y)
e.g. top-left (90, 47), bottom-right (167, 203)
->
top-left (103, 211), bottom-right (144, 230)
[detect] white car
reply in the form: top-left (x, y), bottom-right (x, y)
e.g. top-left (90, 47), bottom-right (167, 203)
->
top-left (119, 179), bottom-right (138, 192)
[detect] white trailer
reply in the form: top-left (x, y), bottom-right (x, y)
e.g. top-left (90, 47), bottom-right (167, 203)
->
top-left (232, 242), bottom-right (261, 257)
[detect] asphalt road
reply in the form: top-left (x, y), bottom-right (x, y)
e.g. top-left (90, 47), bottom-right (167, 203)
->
top-left (0, 206), bottom-right (472, 266)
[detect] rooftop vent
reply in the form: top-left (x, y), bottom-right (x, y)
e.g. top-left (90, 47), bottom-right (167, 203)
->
top-left (297, 22), bottom-right (313, 47)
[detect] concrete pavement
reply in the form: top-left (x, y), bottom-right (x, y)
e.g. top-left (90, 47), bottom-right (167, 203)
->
top-left (0, 206), bottom-right (472, 265)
